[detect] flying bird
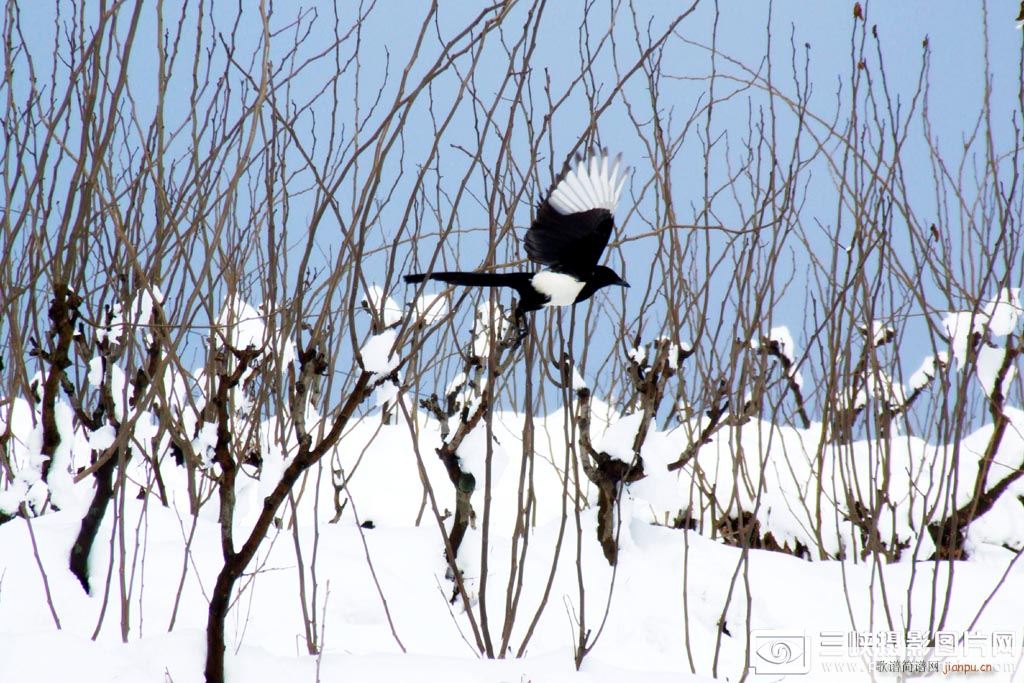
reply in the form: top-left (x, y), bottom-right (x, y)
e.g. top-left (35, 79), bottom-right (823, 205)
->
top-left (404, 150), bottom-right (630, 329)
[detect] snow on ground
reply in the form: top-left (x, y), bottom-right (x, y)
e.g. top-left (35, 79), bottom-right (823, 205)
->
top-left (1, 485), bottom-right (1022, 682)
top-left (3, 286), bottom-right (1024, 681)
top-left (2, 396), bottom-right (1024, 681)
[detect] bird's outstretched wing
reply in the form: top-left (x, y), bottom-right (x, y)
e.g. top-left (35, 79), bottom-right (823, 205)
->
top-left (525, 150), bottom-right (628, 280)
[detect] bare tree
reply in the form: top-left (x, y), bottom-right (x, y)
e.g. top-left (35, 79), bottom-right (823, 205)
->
top-left (2, 2), bottom-right (1021, 682)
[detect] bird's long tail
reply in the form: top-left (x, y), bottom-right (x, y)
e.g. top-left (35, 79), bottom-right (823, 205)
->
top-left (404, 271), bottom-right (533, 296)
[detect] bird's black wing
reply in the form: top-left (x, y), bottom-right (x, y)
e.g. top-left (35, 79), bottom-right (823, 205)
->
top-left (524, 150), bottom-right (627, 280)
top-left (525, 205), bottom-right (614, 280)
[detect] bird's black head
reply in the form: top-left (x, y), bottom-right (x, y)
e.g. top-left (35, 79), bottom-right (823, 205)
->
top-left (591, 265), bottom-right (629, 289)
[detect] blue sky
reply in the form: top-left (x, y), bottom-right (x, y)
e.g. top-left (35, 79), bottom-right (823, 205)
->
top-left (11, 1), bottom-right (1023, 416)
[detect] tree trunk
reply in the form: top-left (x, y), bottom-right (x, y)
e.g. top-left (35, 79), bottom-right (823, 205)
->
top-left (204, 372), bottom-right (370, 683)
top-left (69, 449), bottom-right (119, 593)
top-left (205, 561), bottom-right (243, 683)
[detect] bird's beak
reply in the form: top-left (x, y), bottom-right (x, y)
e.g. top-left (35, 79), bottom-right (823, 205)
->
top-left (619, 278), bottom-right (630, 288)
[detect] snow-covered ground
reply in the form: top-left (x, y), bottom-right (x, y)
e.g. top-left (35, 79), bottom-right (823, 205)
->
top-left (3, 288), bottom-right (1024, 681)
top-left (2, 400), bottom-right (1024, 682)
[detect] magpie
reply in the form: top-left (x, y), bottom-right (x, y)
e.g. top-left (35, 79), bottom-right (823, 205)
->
top-left (404, 150), bottom-right (630, 325)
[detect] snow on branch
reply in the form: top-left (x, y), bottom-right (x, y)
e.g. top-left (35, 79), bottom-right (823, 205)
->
top-left (360, 329), bottom-right (400, 377)
top-left (361, 284), bottom-right (403, 331)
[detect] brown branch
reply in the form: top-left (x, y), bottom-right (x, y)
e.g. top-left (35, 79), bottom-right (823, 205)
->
top-left (206, 370), bottom-right (374, 683)
top-left (567, 338), bottom-right (680, 565)
top-left (929, 337), bottom-right (1021, 559)
top-left (667, 379), bottom-right (730, 472)
top-left (36, 284), bottom-right (82, 483)
top-left (757, 335), bottom-right (811, 429)
top-left (211, 345), bottom-right (263, 562)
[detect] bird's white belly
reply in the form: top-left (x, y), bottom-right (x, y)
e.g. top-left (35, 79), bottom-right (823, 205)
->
top-left (532, 271), bottom-right (585, 307)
